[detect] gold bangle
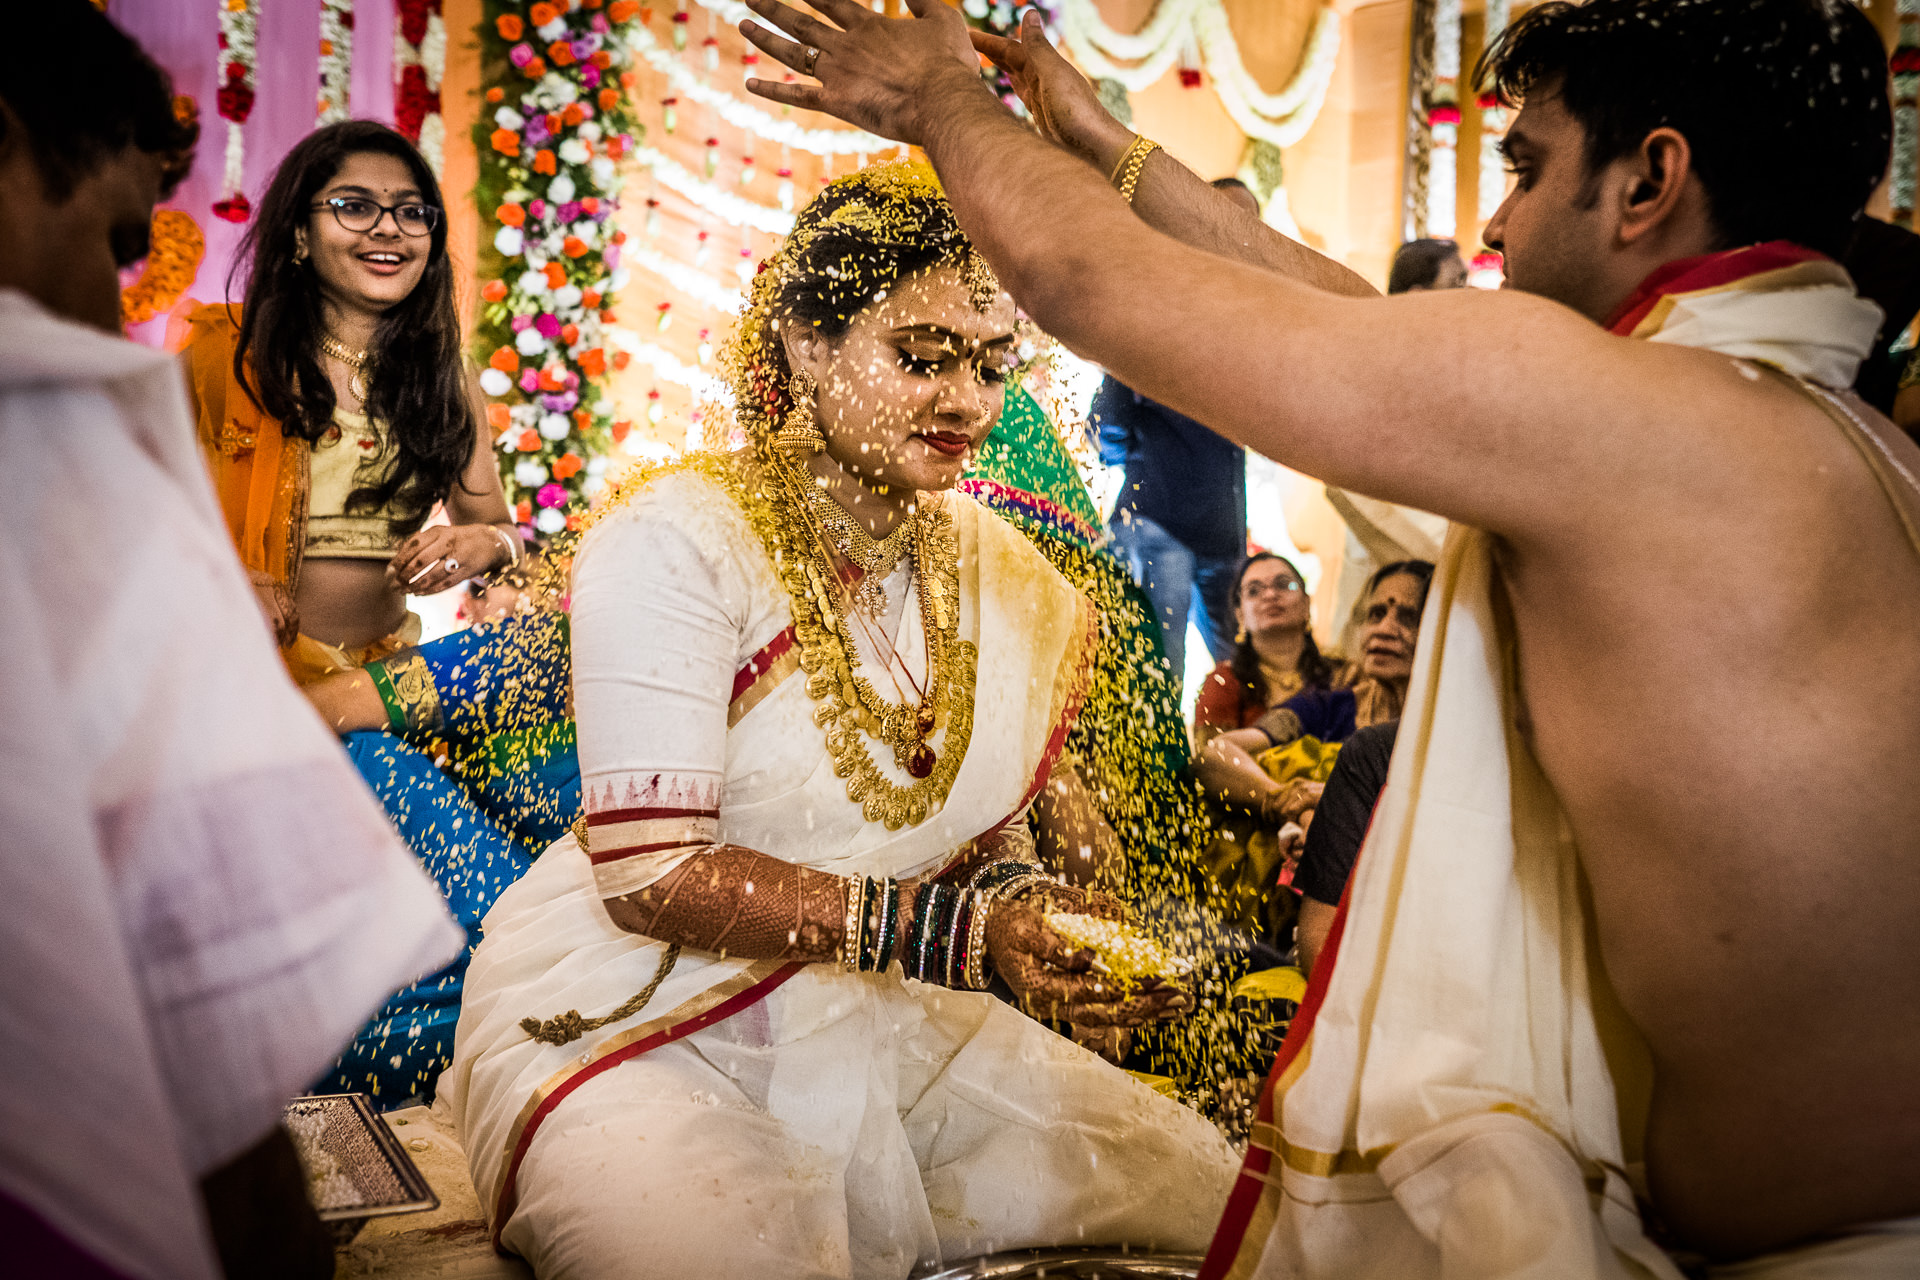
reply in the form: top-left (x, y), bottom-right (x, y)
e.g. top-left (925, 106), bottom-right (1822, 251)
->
top-left (1115, 137), bottom-right (1161, 205)
top-left (1107, 134), bottom-right (1145, 186)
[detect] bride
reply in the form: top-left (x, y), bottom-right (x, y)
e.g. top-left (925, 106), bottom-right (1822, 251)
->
top-left (443, 161), bottom-right (1239, 1279)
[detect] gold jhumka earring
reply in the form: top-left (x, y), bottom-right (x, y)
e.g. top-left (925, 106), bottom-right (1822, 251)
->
top-left (775, 366), bottom-right (826, 455)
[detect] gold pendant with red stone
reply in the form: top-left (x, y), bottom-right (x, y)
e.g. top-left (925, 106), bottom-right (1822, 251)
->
top-left (905, 702), bottom-right (937, 778)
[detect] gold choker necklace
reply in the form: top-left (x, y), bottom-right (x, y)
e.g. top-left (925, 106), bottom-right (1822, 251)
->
top-left (795, 477), bottom-right (917, 617)
top-left (319, 334), bottom-right (369, 402)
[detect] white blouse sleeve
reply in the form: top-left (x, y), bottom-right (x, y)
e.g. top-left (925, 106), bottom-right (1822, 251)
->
top-left (570, 488), bottom-right (742, 898)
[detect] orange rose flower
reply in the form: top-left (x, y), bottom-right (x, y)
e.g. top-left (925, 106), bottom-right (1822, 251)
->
top-left (566, 513), bottom-right (584, 532)
top-left (620, 71), bottom-right (636, 88)
top-left (489, 346), bottom-right (520, 373)
top-left (523, 56), bottom-right (547, 77)
top-left (481, 279), bottom-right (509, 302)
top-left (496, 202), bottom-right (526, 228)
top-left (580, 288), bottom-right (602, 309)
top-left (543, 261), bottom-right (568, 290)
top-left (600, 309), bottom-right (617, 324)
top-left (545, 112), bottom-right (564, 134)
top-left (597, 88), bottom-right (621, 113)
top-left (532, 149), bottom-right (557, 175)
top-left (529, 2), bottom-right (560, 25)
top-left (560, 323), bottom-right (580, 346)
top-left (585, 0), bottom-right (604, 10)
top-left (515, 498), bottom-right (533, 523)
top-left (611, 420), bottom-right (631, 444)
top-left (495, 13), bottom-right (524, 39)
top-left (561, 236), bottom-right (589, 259)
top-left (612, 350), bottom-right (631, 371)
top-left (486, 403), bottom-right (513, 433)
top-left (611, 229), bottom-right (627, 246)
top-left (577, 347), bottom-right (607, 377)
top-left (572, 407), bottom-right (593, 431)
top-left (547, 40), bottom-right (575, 67)
top-left (490, 127), bottom-right (520, 157)
top-left (608, 0), bottom-right (640, 21)
top-left (591, 51), bottom-right (612, 69)
top-left (486, 86), bottom-right (505, 104)
top-left (580, 198), bottom-right (601, 216)
top-left (561, 103), bottom-right (586, 127)
top-left (552, 452), bottom-right (584, 480)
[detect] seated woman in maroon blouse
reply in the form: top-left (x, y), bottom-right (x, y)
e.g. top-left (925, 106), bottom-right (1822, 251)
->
top-left (1189, 552), bottom-right (1335, 753)
top-left (1194, 559), bottom-right (1433, 832)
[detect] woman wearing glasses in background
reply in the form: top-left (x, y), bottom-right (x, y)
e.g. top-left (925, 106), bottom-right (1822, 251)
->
top-left (182, 121), bottom-right (523, 1106)
top-left (1192, 559), bottom-right (1432, 949)
top-left (183, 119), bottom-right (518, 683)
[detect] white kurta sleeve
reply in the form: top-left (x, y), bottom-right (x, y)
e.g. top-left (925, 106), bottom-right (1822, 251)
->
top-left (570, 485), bottom-right (741, 898)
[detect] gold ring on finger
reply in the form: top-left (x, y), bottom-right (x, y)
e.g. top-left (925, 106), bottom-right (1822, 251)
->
top-left (801, 44), bottom-right (822, 76)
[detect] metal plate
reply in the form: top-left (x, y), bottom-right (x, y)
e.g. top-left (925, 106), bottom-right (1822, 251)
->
top-left (283, 1093), bottom-right (439, 1226)
top-left (910, 1250), bottom-right (1204, 1279)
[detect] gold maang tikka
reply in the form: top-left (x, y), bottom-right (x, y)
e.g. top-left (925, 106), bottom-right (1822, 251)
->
top-left (962, 249), bottom-right (1000, 312)
top-left (775, 366), bottom-right (826, 455)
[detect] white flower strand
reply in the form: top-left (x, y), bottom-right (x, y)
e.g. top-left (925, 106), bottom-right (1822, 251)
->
top-left (1060, 0), bottom-right (1340, 149)
top-left (215, 0), bottom-right (258, 205)
top-left (1477, 0), bottom-right (1512, 224)
top-left (1200, 5), bottom-right (1340, 149)
top-left (318, 0), bottom-right (355, 125)
top-left (630, 242), bottom-right (746, 314)
top-left (629, 21), bottom-right (887, 155)
top-left (631, 143), bottom-right (797, 235)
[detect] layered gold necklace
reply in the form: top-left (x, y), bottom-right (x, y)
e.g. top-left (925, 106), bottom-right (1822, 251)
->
top-left (759, 448), bottom-right (976, 830)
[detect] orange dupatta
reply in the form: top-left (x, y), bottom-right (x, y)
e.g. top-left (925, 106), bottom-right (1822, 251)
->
top-left (181, 303), bottom-right (310, 595)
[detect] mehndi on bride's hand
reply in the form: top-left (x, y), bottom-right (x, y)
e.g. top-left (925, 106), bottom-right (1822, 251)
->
top-left (985, 884), bottom-right (1193, 1029)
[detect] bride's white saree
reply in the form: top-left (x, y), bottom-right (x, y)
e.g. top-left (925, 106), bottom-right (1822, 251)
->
top-left (445, 452), bottom-right (1237, 1278)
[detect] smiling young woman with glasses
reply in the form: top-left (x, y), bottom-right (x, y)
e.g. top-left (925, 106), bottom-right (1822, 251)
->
top-left (179, 120), bottom-right (524, 1107)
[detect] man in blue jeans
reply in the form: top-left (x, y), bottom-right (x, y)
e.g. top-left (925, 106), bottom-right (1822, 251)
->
top-left (1092, 373), bottom-right (1247, 688)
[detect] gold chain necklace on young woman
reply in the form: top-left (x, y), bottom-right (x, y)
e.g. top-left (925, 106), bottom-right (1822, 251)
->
top-left (760, 447), bottom-right (976, 830)
top-left (794, 475), bottom-right (917, 617)
top-left (318, 333), bottom-right (370, 402)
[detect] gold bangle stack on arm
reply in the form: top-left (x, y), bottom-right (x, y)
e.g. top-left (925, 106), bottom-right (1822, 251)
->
top-left (1110, 135), bottom-right (1161, 205)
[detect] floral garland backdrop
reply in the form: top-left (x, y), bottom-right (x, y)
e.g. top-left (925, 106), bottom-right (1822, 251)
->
top-left (1894, 0), bottom-right (1919, 227)
top-left (319, 0), bottom-right (356, 125)
top-left (214, 0), bottom-right (259, 223)
top-left (398, 0), bottom-right (450, 174)
top-left (475, 0), bottom-right (646, 534)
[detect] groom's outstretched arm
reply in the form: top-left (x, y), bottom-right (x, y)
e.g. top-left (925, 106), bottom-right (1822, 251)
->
top-left (737, 0), bottom-right (1704, 543)
top-left (969, 11), bottom-right (1377, 299)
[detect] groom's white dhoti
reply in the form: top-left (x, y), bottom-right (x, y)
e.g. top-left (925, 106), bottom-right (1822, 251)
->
top-left (445, 463), bottom-right (1238, 1279)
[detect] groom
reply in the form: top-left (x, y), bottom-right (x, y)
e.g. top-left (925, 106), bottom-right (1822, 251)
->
top-left (736, 0), bottom-right (1920, 1272)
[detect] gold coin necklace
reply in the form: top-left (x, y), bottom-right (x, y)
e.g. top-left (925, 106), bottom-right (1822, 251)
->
top-left (319, 333), bottom-right (370, 402)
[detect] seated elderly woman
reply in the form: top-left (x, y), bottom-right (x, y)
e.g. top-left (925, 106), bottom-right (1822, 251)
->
top-left (1192, 560), bottom-right (1433, 948)
top-left (1189, 552), bottom-right (1337, 752)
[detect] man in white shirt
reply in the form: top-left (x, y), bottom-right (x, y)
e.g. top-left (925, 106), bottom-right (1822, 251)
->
top-left (0, 5), bottom-right (462, 1277)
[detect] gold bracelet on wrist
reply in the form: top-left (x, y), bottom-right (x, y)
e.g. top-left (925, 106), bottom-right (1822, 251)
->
top-left (1112, 136), bottom-right (1161, 205)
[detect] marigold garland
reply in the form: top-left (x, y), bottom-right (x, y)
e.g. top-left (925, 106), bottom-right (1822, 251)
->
top-left (121, 209), bottom-right (206, 328)
top-left (475, 0), bottom-right (647, 533)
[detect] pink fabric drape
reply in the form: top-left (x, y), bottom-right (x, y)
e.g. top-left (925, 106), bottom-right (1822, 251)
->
top-left (107, 0), bottom-right (399, 345)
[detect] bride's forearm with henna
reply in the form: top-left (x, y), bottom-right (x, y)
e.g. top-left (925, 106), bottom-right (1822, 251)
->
top-left (606, 846), bottom-right (848, 962)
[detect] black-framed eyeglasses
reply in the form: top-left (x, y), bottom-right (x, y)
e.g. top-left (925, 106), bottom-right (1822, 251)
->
top-left (311, 196), bottom-right (440, 237)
